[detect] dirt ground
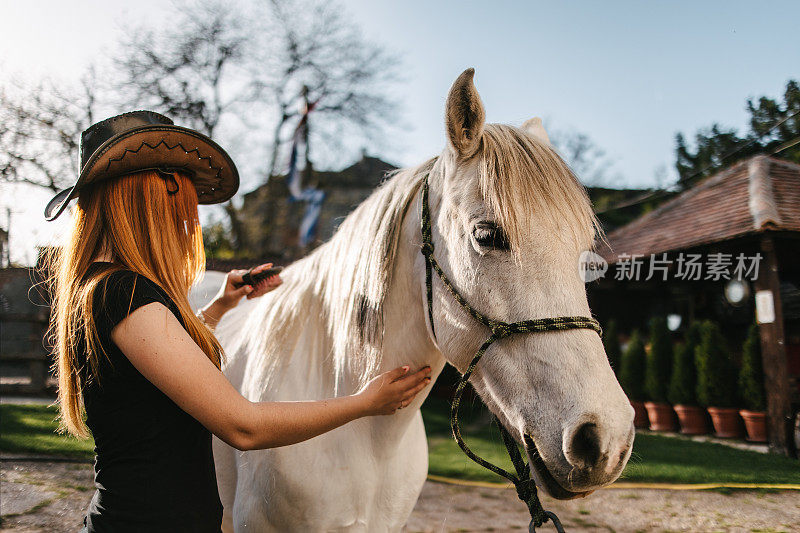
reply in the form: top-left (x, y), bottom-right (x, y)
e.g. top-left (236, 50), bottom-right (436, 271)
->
top-left (2, 457), bottom-right (799, 533)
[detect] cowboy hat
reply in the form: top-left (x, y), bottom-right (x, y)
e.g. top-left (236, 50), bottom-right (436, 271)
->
top-left (44, 110), bottom-right (239, 221)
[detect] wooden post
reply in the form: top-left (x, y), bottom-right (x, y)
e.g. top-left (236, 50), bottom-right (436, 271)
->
top-left (754, 235), bottom-right (791, 455)
top-left (29, 358), bottom-right (47, 393)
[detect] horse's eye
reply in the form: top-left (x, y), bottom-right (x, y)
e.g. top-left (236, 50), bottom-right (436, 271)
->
top-left (472, 222), bottom-right (510, 250)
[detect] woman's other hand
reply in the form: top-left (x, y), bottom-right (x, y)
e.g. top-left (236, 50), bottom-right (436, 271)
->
top-left (356, 365), bottom-right (432, 416)
top-left (216, 263), bottom-right (283, 310)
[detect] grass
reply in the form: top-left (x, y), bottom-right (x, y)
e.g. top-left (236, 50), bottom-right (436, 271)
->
top-left (621, 432), bottom-right (800, 484)
top-left (421, 395), bottom-right (800, 485)
top-left (0, 404), bottom-right (94, 460)
top-left (3, 400), bottom-right (800, 485)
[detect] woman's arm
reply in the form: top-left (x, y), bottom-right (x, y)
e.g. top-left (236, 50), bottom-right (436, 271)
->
top-left (111, 301), bottom-right (431, 451)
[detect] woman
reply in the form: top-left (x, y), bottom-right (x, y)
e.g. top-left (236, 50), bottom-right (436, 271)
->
top-left (42, 111), bottom-right (431, 532)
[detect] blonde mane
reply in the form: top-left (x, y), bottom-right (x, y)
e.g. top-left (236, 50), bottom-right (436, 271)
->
top-left (224, 159), bottom-right (435, 391)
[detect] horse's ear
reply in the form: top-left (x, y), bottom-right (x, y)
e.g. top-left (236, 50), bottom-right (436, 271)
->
top-left (445, 68), bottom-right (485, 159)
top-left (522, 117), bottom-right (551, 146)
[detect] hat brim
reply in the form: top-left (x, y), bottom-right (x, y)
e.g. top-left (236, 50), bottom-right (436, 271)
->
top-left (44, 187), bottom-right (76, 221)
top-left (44, 124), bottom-right (239, 221)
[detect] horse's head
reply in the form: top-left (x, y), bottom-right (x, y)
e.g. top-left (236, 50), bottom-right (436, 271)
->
top-left (425, 69), bottom-right (633, 499)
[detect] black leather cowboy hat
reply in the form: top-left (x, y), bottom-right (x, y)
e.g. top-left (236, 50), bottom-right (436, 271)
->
top-left (44, 110), bottom-right (239, 221)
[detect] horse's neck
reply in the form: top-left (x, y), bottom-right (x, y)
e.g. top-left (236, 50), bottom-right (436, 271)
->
top-left (308, 179), bottom-right (444, 430)
top-left (352, 190), bottom-right (446, 439)
top-left (378, 195), bottom-right (443, 374)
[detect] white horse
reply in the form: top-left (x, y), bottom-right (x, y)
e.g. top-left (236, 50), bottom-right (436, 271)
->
top-left (212, 68), bottom-right (634, 532)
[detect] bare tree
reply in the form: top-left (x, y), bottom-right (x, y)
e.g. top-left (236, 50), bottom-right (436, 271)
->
top-left (0, 71), bottom-right (98, 192)
top-left (112, 1), bottom-right (252, 138)
top-left (258, 0), bottom-right (401, 177)
top-left (549, 128), bottom-right (622, 188)
top-left (111, 0), bottom-right (401, 253)
top-left (111, 1), bottom-right (258, 248)
top-left (113, 0), bottom-right (400, 177)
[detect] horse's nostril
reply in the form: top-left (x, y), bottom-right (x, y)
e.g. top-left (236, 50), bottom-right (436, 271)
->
top-left (569, 422), bottom-right (602, 468)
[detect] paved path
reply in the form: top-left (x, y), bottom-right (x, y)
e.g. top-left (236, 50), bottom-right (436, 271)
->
top-left (408, 479), bottom-right (800, 532)
top-left (0, 397), bottom-right (54, 406)
top-left (1, 458), bottom-right (93, 532)
top-left (637, 429), bottom-right (769, 455)
top-left (2, 457), bottom-right (799, 532)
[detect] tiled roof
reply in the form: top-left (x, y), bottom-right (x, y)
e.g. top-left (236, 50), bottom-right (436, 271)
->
top-left (600, 156), bottom-right (800, 262)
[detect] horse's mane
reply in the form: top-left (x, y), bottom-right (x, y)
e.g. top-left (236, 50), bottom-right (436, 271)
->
top-left (222, 159), bottom-right (435, 393)
top-left (221, 124), bottom-right (598, 393)
top-left (320, 158), bottom-right (436, 389)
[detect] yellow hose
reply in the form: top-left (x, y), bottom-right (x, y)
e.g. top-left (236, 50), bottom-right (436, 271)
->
top-left (426, 474), bottom-right (800, 491)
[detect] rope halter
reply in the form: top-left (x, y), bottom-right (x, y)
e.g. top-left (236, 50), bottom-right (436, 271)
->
top-left (419, 172), bottom-right (602, 532)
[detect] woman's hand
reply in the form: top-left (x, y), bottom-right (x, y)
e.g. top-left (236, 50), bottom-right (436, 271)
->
top-left (215, 263), bottom-right (283, 311)
top-left (199, 264), bottom-right (284, 329)
top-left (356, 365), bottom-right (432, 416)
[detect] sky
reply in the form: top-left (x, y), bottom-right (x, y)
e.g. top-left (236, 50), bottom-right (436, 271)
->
top-left (2, 0), bottom-right (799, 265)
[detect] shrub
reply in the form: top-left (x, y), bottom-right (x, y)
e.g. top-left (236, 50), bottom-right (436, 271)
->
top-left (603, 320), bottom-right (622, 374)
top-left (620, 330), bottom-right (646, 402)
top-left (695, 321), bottom-right (738, 408)
top-left (668, 322), bottom-right (702, 405)
top-left (739, 323), bottom-right (766, 412)
top-left (645, 317), bottom-right (673, 403)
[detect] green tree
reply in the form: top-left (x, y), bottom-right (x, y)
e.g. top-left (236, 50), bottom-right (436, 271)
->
top-left (620, 330), bottom-right (646, 402)
top-left (675, 126), bottom-right (757, 187)
top-left (748, 80), bottom-right (800, 160)
top-left (739, 323), bottom-right (766, 412)
top-left (603, 320), bottom-right (622, 374)
top-left (203, 220), bottom-right (236, 259)
top-left (668, 322), bottom-right (702, 405)
top-left (675, 79), bottom-right (800, 188)
top-left (695, 321), bottom-right (738, 408)
top-left (645, 317), bottom-right (672, 403)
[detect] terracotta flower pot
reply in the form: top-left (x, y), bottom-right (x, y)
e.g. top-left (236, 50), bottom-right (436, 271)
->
top-left (739, 409), bottom-right (767, 443)
top-left (707, 407), bottom-right (744, 438)
top-left (644, 401), bottom-right (677, 431)
top-left (631, 400), bottom-right (649, 429)
top-left (673, 404), bottom-right (709, 435)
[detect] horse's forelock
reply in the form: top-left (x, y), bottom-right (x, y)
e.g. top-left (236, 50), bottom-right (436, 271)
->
top-left (477, 124), bottom-right (601, 255)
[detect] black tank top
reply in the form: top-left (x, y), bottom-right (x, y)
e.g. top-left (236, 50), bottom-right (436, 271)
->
top-left (78, 262), bottom-right (222, 532)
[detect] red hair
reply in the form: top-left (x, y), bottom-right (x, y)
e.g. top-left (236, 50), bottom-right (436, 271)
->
top-left (43, 170), bottom-right (223, 437)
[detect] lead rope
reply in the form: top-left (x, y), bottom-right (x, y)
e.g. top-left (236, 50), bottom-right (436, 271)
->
top-left (420, 174), bottom-right (601, 532)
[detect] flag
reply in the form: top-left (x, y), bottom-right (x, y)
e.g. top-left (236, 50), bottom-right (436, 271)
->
top-left (286, 102), bottom-right (325, 247)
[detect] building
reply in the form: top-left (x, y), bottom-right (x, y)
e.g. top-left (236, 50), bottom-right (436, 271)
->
top-left (237, 153), bottom-right (398, 261)
top-left (590, 155), bottom-right (800, 454)
top-left (0, 263), bottom-right (52, 395)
